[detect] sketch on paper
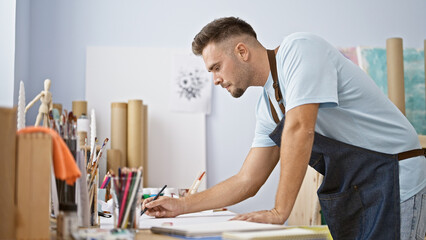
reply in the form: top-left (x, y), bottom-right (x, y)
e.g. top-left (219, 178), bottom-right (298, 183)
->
top-left (176, 67), bottom-right (208, 100)
top-left (170, 52), bottom-right (212, 114)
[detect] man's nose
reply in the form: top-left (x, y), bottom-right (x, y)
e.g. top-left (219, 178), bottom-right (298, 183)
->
top-left (214, 76), bottom-right (223, 85)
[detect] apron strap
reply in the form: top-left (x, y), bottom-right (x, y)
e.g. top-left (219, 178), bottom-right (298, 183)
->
top-left (267, 48), bottom-right (285, 124)
top-left (398, 148), bottom-right (426, 161)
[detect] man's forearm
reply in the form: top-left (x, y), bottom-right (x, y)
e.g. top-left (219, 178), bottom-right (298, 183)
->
top-left (274, 104), bottom-right (318, 223)
top-left (180, 174), bottom-right (255, 214)
top-left (181, 146), bottom-right (280, 214)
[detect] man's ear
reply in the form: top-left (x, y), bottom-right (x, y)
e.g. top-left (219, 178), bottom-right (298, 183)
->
top-left (235, 43), bottom-right (249, 61)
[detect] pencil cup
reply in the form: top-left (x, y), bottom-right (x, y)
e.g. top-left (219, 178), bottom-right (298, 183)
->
top-left (111, 174), bottom-right (143, 229)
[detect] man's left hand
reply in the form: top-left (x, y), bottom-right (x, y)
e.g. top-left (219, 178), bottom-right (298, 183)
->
top-left (230, 208), bottom-right (286, 225)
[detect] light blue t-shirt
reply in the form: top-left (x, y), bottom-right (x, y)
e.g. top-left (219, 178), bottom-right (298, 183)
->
top-left (252, 32), bottom-right (426, 202)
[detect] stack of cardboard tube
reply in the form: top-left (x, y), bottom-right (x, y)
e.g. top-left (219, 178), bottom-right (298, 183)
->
top-left (109, 100), bottom-right (148, 186)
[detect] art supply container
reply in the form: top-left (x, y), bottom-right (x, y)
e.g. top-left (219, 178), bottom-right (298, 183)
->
top-left (57, 203), bottom-right (78, 240)
top-left (111, 173), bottom-right (143, 229)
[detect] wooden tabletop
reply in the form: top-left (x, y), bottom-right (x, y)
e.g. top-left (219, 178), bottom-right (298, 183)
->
top-left (136, 230), bottom-right (177, 240)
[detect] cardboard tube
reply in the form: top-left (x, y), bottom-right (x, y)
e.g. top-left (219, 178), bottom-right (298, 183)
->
top-left (107, 149), bottom-right (124, 175)
top-left (72, 100), bottom-right (88, 118)
top-left (386, 38), bottom-right (405, 115)
top-left (111, 102), bottom-right (127, 166)
top-left (127, 100), bottom-right (143, 168)
top-left (142, 105), bottom-right (148, 187)
top-left (53, 103), bottom-right (62, 114)
top-left (0, 107), bottom-right (17, 239)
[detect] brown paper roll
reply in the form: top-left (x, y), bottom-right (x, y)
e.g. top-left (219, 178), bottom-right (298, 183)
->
top-left (111, 102), bottom-right (127, 166)
top-left (72, 100), bottom-right (88, 118)
top-left (53, 103), bottom-right (62, 114)
top-left (386, 38), bottom-right (405, 115)
top-left (127, 100), bottom-right (143, 168)
top-left (107, 149), bottom-right (124, 175)
top-left (0, 107), bottom-right (17, 239)
top-left (142, 105), bottom-right (148, 187)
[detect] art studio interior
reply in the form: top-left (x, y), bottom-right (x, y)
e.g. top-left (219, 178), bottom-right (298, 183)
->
top-left (1, 1), bottom-right (425, 239)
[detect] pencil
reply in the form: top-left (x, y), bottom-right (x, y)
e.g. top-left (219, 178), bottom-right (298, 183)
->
top-left (118, 171), bottom-right (133, 226)
top-left (121, 169), bottom-right (142, 228)
top-left (140, 184), bottom-right (167, 216)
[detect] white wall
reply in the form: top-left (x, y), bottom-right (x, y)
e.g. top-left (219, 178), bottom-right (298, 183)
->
top-left (16, 0), bottom-right (426, 213)
top-left (0, 0), bottom-right (16, 107)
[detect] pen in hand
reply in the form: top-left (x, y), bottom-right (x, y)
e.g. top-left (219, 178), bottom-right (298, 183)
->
top-left (141, 184), bottom-right (167, 216)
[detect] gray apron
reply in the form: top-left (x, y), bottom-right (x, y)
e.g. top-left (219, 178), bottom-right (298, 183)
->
top-left (266, 49), bottom-right (426, 239)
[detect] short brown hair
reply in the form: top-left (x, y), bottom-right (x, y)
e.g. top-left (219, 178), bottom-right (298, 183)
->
top-left (192, 17), bottom-right (257, 56)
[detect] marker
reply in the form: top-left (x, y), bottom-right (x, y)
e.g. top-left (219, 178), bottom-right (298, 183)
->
top-left (141, 184), bottom-right (167, 216)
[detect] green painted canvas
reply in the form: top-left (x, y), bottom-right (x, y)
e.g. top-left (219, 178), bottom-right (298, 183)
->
top-left (358, 47), bottom-right (425, 135)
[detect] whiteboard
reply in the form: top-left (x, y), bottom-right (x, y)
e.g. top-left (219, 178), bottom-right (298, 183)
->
top-left (86, 47), bottom-right (206, 190)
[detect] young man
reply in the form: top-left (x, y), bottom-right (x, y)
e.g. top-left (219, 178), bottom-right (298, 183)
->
top-left (143, 17), bottom-right (426, 239)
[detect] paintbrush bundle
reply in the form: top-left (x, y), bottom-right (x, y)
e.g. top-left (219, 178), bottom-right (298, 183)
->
top-left (111, 168), bottom-right (143, 229)
top-left (49, 109), bottom-right (78, 203)
top-left (83, 137), bottom-right (109, 226)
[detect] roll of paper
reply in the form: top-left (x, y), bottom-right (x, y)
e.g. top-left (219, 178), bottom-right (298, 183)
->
top-left (127, 100), bottom-right (143, 168)
top-left (142, 104), bottom-right (148, 187)
top-left (107, 149), bottom-right (124, 175)
top-left (72, 101), bottom-right (88, 118)
top-left (111, 102), bottom-right (127, 166)
top-left (386, 38), bottom-right (405, 115)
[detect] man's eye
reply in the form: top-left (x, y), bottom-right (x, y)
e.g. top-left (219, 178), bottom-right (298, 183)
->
top-left (215, 66), bottom-right (220, 71)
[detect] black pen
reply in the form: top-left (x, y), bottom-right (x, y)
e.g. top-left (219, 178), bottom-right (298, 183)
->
top-left (141, 184), bottom-right (167, 216)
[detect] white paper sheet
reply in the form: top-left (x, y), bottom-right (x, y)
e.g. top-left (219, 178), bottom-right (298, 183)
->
top-left (99, 210), bottom-right (236, 230)
top-left (170, 52), bottom-right (212, 114)
top-left (86, 47), bottom-right (206, 190)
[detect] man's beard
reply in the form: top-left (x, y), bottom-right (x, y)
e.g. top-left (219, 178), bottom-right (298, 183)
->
top-left (231, 87), bottom-right (245, 98)
top-left (230, 63), bottom-right (251, 98)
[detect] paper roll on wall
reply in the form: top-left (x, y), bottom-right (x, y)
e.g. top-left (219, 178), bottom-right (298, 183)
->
top-left (107, 149), bottom-right (124, 175)
top-left (386, 38), bottom-right (405, 115)
top-left (142, 104), bottom-right (148, 187)
top-left (72, 100), bottom-right (88, 118)
top-left (111, 102), bottom-right (127, 166)
top-left (127, 100), bottom-right (143, 168)
top-left (0, 107), bottom-right (17, 239)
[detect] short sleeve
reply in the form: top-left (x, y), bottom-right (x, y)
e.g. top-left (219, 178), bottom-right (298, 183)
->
top-left (251, 90), bottom-right (278, 148)
top-left (279, 37), bottom-right (338, 112)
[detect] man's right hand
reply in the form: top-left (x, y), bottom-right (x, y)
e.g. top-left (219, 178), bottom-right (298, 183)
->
top-left (142, 196), bottom-right (186, 218)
